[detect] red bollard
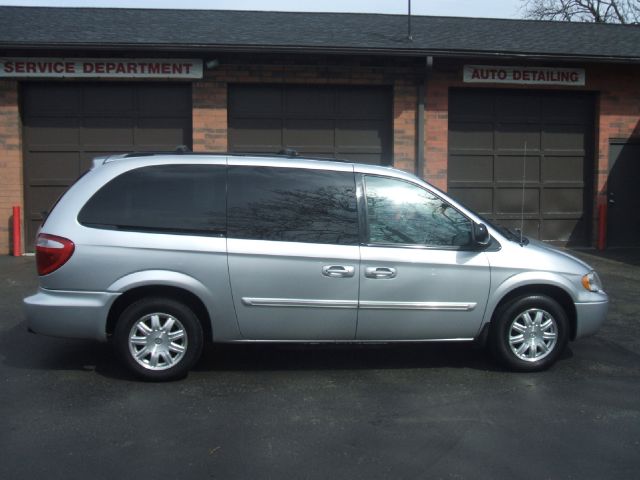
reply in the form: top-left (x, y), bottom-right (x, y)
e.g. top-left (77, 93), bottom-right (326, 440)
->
top-left (597, 203), bottom-right (607, 251)
top-left (12, 205), bottom-right (21, 257)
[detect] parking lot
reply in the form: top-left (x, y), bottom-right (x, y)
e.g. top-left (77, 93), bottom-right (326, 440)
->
top-left (1, 249), bottom-right (639, 479)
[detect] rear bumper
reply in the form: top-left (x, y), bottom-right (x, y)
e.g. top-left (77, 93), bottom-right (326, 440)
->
top-left (24, 288), bottom-right (120, 342)
top-left (574, 299), bottom-right (609, 339)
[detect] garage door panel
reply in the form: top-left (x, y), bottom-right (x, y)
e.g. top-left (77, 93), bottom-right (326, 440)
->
top-left (136, 117), bottom-right (191, 147)
top-left (495, 124), bottom-right (540, 151)
top-left (82, 117), bottom-right (135, 146)
top-left (335, 119), bottom-right (386, 150)
top-left (83, 85), bottom-right (135, 114)
top-left (495, 189), bottom-right (539, 214)
top-left (337, 89), bottom-right (389, 117)
top-left (449, 89), bottom-right (593, 245)
top-left (449, 91), bottom-right (493, 120)
top-left (138, 85), bottom-right (192, 116)
top-left (449, 155), bottom-right (493, 182)
top-left (495, 155), bottom-right (540, 183)
top-left (542, 188), bottom-right (583, 214)
top-left (542, 96), bottom-right (591, 122)
top-left (229, 86), bottom-right (282, 116)
top-left (542, 124), bottom-right (586, 151)
top-left (449, 122), bottom-right (493, 151)
top-left (495, 94), bottom-right (540, 121)
top-left (283, 119), bottom-right (334, 149)
top-left (542, 156), bottom-right (584, 183)
top-left (22, 84), bottom-right (81, 115)
top-left (24, 117), bottom-right (80, 147)
top-left (25, 151), bottom-right (80, 184)
top-left (229, 117), bottom-right (283, 151)
top-left (449, 188), bottom-right (493, 215)
top-left (285, 87), bottom-right (334, 116)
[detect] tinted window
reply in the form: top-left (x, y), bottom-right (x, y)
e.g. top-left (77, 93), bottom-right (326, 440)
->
top-left (364, 176), bottom-right (472, 247)
top-left (78, 164), bottom-right (226, 235)
top-left (228, 166), bottom-right (358, 245)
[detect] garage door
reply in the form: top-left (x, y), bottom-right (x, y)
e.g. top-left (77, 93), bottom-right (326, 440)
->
top-left (228, 84), bottom-right (392, 164)
top-left (22, 82), bottom-right (192, 249)
top-left (448, 89), bottom-right (594, 245)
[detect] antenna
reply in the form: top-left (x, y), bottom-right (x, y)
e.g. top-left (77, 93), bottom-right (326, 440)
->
top-left (407, 0), bottom-right (413, 41)
top-left (519, 142), bottom-right (527, 246)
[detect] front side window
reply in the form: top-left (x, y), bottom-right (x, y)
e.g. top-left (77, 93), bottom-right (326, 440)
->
top-left (364, 176), bottom-right (472, 247)
top-left (227, 166), bottom-right (358, 245)
top-left (78, 164), bottom-right (226, 235)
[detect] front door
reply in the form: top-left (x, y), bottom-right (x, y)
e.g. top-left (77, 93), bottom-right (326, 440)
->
top-left (226, 163), bottom-right (360, 340)
top-left (608, 141), bottom-right (640, 247)
top-left (356, 175), bottom-right (491, 340)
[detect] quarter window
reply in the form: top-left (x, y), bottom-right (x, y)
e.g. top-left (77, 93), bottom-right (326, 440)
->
top-left (227, 166), bottom-right (359, 245)
top-left (78, 164), bottom-right (226, 235)
top-left (364, 176), bottom-right (472, 247)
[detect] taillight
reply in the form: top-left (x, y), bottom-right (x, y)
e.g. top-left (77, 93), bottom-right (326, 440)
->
top-left (35, 234), bottom-right (75, 276)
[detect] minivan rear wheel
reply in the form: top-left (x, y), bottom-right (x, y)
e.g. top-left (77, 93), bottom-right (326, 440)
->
top-left (114, 297), bottom-right (203, 381)
top-left (490, 294), bottom-right (568, 372)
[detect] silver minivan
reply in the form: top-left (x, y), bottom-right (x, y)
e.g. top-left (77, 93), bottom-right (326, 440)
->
top-left (24, 153), bottom-right (608, 380)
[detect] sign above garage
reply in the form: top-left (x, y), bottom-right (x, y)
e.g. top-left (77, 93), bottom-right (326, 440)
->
top-left (0, 58), bottom-right (203, 79)
top-left (463, 65), bottom-right (585, 86)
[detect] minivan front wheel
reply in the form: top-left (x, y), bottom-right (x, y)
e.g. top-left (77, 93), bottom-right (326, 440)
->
top-left (114, 297), bottom-right (203, 381)
top-left (490, 295), bottom-right (568, 372)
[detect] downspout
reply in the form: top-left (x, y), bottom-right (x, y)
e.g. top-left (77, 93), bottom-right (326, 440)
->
top-left (416, 56), bottom-right (433, 179)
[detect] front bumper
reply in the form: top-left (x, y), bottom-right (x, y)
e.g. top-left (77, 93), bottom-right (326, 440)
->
top-left (574, 298), bottom-right (609, 339)
top-left (24, 288), bottom-right (120, 342)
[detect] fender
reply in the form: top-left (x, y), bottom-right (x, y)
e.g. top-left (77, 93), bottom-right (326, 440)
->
top-left (481, 270), bottom-right (577, 329)
top-left (107, 270), bottom-right (241, 340)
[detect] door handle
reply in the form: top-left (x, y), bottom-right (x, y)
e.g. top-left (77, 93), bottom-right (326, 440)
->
top-left (322, 265), bottom-right (355, 278)
top-left (365, 267), bottom-right (397, 279)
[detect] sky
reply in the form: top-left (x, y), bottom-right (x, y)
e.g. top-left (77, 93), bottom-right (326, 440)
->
top-left (0, 0), bottom-right (524, 19)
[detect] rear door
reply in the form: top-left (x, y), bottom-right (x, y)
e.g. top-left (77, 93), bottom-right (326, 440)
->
top-left (356, 174), bottom-right (491, 340)
top-left (226, 161), bottom-right (360, 340)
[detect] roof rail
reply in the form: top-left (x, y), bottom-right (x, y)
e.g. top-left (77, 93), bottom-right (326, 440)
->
top-left (118, 147), bottom-right (351, 163)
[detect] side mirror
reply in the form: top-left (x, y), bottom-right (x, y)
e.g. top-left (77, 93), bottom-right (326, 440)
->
top-left (472, 222), bottom-right (490, 247)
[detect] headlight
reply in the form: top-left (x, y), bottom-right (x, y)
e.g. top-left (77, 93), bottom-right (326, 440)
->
top-left (581, 271), bottom-right (603, 292)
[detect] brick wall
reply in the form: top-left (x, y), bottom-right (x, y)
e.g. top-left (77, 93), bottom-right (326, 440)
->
top-left (1, 59), bottom-right (638, 253)
top-left (590, 64), bottom-right (640, 208)
top-left (0, 80), bottom-right (22, 255)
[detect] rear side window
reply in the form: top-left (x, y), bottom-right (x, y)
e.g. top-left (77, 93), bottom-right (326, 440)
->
top-left (228, 166), bottom-right (358, 245)
top-left (78, 164), bottom-right (226, 235)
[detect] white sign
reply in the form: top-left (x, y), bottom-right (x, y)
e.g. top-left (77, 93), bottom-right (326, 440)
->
top-left (0, 58), bottom-right (203, 79)
top-left (464, 65), bottom-right (585, 86)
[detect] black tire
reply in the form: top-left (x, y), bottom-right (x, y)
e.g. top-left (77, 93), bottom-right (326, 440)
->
top-left (114, 297), bottom-right (204, 381)
top-left (490, 294), bottom-right (568, 372)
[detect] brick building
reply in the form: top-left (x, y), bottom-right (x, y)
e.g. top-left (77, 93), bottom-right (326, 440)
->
top-left (1, 6), bottom-right (639, 253)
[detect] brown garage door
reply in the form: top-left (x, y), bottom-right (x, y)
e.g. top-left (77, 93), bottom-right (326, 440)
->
top-left (228, 84), bottom-right (392, 164)
top-left (448, 89), bottom-right (594, 245)
top-left (22, 82), bottom-right (192, 249)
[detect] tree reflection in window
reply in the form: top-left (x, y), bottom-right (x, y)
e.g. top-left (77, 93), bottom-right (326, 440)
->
top-left (228, 166), bottom-right (359, 245)
top-left (365, 176), bottom-right (472, 247)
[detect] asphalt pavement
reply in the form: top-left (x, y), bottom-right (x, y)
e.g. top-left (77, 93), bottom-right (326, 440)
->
top-left (1, 249), bottom-right (639, 479)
